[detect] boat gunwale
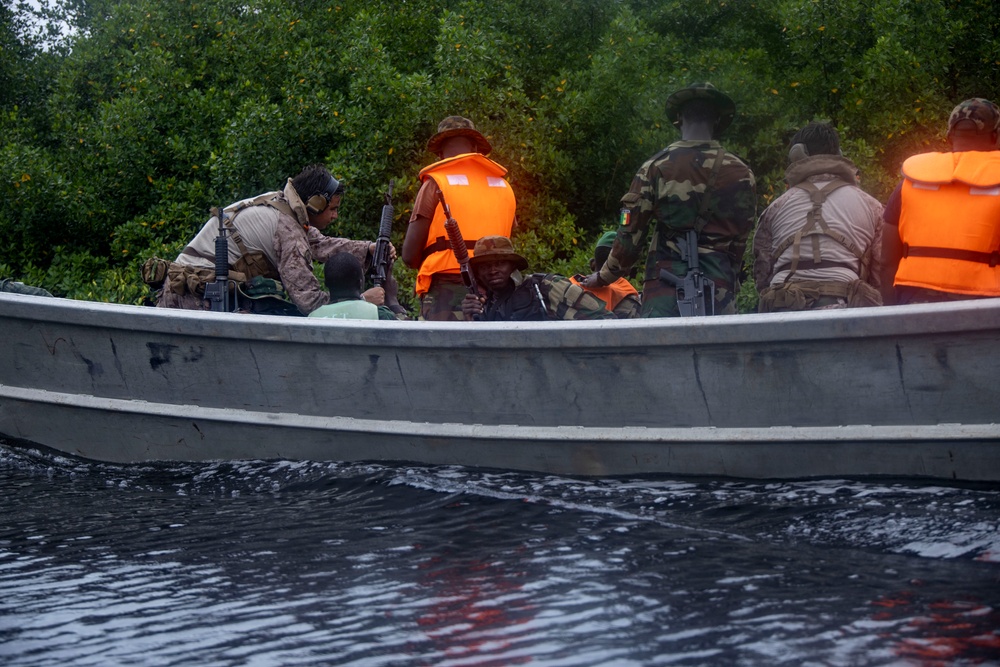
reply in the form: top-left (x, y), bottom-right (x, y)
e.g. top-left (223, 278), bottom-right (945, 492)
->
top-left (3, 292), bottom-right (1000, 350)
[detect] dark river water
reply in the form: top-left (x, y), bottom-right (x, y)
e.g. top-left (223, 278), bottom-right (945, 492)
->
top-left (1, 439), bottom-right (998, 666)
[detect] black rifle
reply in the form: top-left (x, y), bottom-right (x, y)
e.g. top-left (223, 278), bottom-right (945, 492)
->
top-left (369, 180), bottom-right (395, 288)
top-left (658, 229), bottom-right (715, 317)
top-left (203, 206), bottom-right (232, 312)
top-left (437, 190), bottom-right (478, 297)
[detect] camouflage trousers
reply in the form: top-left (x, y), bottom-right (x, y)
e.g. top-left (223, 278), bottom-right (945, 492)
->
top-left (639, 275), bottom-right (738, 317)
top-left (419, 274), bottom-right (470, 321)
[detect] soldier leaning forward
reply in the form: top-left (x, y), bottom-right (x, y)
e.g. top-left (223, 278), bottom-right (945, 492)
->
top-left (149, 165), bottom-right (391, 316)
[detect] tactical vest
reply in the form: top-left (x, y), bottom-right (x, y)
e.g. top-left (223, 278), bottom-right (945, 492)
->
top-left (896, 151), bottom-right (1000, 296)
top-left (416, 153), bottom-right (516, 295)
top-left (308, 300), bottom-right (379, 320)
top-left (769, 178), bottom-right (872, 282)
top-left (179, 193), bottom-right (294, 281)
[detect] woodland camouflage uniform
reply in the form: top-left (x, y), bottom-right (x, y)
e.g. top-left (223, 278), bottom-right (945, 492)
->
top-left (598, 83), bottom-right (757, 317)
top-left (599, 141), bottom-right (757, 316)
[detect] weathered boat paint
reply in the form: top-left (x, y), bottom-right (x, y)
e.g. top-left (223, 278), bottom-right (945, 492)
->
top-left (1, 292), bottom-right (998, 479)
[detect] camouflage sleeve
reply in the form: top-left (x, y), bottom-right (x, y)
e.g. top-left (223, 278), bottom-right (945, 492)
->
top-left (612, 293), bottom-right (642, 319)
top-left (864, 193), bottom-right (885, 289)
top-left (540, 274), bottom-right (615, 320)
top-left (721, 159), bottom-right (757, 267)
top-left (752, 201), bottom-right (777, 293)
top-left (273, 216), bottom-right (330, 315)
top-left (599, 162), bottom-right (657, 284)
top-left (306, 226), bottom-right (371, 265)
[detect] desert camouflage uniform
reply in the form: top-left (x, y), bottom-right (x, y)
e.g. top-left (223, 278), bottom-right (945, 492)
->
top-left (158, 180), bottom-right (369, 315)
top-left (598, 140), bottom-right (757, 317)
top-left (480, 271), bottom-right (614, 321)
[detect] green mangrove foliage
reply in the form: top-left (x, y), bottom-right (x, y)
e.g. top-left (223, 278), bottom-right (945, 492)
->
top-left (1, 0), bottom-right (997, 310)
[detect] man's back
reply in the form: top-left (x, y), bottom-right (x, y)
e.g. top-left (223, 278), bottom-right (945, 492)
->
top-left (753, 154), bottom-right (883, 311)
top-left (611, 140), bottom-right (756, 317)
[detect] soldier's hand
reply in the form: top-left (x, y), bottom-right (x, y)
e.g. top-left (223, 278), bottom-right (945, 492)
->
top-left (579, 272), bottom-right (607, 289)
top-left (461, 293), bottom-right (485, 321)
top-left (362, 286), bottom-right (385, 306)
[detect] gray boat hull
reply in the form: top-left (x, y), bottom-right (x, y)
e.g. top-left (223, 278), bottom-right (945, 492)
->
top-left (2, 292), bottom-right (998, 480)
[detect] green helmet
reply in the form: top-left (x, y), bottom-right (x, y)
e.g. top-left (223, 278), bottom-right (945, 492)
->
top-left (665, 82), bottom-right (737, 135)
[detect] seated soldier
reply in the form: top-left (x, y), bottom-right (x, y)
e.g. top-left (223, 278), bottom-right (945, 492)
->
top-left (570, 231), bottom-right (641, 319)
top-left (309, 253), bottom-right (402, 320)
top-left (753, 122), bottom-right (883, 311)
top-left (460, 236), bottom-right (614, 322)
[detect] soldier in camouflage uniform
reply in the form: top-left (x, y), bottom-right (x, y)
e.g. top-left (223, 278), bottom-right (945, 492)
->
top-left (460, 236), bottom-right (614, 321)
top-left (580, 82), bottom-right (757, 317)
top-left (570, 231), bottom-right (641, 319)
top-left (157, 164), bottom-right (398, 316)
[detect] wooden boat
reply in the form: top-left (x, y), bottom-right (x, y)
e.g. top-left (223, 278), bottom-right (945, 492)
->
top-left (1, 291), bottom-right (998, 481)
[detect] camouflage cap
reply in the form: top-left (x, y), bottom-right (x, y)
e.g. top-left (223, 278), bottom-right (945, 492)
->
top-left (665, 82), bottom-right (737, 134)
top-left (948, 98), bottom-right (1000, 134)
top-left (595, 231), bottom-right (618, 250)
top-left (426, 116), bottom-right (493, 155)
top-left (468, 235), bottom-right (529, 271)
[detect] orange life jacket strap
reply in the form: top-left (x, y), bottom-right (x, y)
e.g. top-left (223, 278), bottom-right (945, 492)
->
top-left (420, 236), bottom-right (480, 264)
top-left (903, 244), bottom-right (1000, 267)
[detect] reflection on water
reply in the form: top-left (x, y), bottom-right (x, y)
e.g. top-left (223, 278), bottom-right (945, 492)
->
top-left (1, 440), bottom-right (998, 666)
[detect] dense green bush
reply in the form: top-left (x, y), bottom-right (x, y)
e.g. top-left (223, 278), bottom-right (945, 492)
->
top-left (2, 0), bottom-right (997, 313)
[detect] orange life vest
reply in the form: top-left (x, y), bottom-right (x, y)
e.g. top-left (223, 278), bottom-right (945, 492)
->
top-left (416, 153), bottom-right (516, 295)
top-left (896, 150), bottom-right (1000, 296)
top-left (569, 275), bottom-right (637, 312)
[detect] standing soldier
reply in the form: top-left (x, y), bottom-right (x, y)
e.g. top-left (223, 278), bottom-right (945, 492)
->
top-left (402, 116), bottom-right (517, 320)
top-left (580, 82), bottom-right (757, 316)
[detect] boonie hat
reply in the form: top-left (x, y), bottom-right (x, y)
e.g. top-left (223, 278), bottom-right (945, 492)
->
top-left (426, 116), bottom-right (493, 155)
top-left (665, 82), bottom-right (737, 135)
top-left (948, 98), bottom-right (1000, 134)
top-left (469, 236), bottom-right (529, 271)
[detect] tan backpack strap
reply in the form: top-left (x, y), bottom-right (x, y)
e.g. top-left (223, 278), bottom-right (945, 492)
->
top-left (771, 178), bottom-right (866, 281)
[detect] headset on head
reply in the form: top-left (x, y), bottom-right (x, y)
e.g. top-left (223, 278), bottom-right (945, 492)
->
top-left (305, 173), bottom-right (342, 215)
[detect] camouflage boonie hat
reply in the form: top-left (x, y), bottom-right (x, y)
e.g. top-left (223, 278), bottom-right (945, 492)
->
top-left (469, 236), bottom-right (529, 271)
top-left (948, 98), bottom-right (1000, 134)
top-left (665, 82), bottom-right (737, 134)
top-left (426, 116), bottom-right (492, 155)
top-left (595, 231), bottom-right (618, 250)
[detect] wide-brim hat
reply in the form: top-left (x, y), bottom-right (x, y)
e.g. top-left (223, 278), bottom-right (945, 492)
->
top-left (665, 82), bottom-right (737, 135)
top-left (426, 116), bottom-right (492, 155)
top-left (468, 235), bottom-right (529, 271)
